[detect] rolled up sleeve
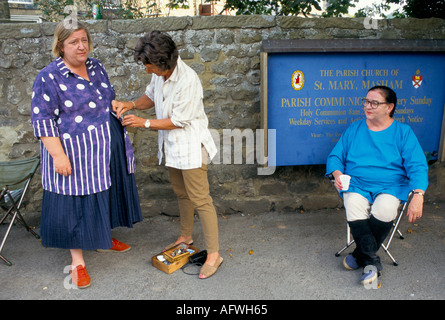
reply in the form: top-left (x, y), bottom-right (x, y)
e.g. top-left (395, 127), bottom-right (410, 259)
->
top-left (31, 72), bottom-right (60, 138)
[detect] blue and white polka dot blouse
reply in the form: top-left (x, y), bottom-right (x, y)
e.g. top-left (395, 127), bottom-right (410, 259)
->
top-left (31, 57), bottom-right (135, 196)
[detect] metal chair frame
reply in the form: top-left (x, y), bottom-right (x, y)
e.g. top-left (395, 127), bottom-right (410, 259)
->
top-left (330, 175), bottom-right (412, 266)
top-left (0, 156), bottom-right (41, 266)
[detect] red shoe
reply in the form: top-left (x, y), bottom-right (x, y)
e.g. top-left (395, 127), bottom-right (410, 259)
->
top-left (70, 265), bottom-right (90, 289)
top-left (97, 238), bottom-right (131, 253)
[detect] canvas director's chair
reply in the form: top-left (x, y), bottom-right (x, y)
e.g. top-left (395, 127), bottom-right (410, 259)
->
top-left (0, 156), bottom-right (40, 266)
top-left (328, 174), bottom-right (412, 267)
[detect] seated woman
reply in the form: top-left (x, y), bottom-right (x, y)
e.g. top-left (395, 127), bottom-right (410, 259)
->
top-left (326, 86), bottom-right (428, 286)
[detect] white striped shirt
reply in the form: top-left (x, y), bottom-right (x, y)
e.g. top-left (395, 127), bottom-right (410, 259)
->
top-left (145, 57), bottom-right (217, 170)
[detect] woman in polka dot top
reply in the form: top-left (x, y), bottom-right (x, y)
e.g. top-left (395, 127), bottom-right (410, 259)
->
top-left (30, 21), bottom-right (142, 288)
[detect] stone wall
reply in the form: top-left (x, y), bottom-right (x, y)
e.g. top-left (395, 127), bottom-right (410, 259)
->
top-left (1, 16), bottom-right (445, 220)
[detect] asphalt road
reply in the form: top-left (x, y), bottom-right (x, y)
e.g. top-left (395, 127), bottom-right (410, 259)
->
top-left (1, 202), bottom-right (444, 306)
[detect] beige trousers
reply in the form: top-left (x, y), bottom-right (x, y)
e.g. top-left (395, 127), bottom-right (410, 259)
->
top-left (167, 148), bottom-right (219, 253)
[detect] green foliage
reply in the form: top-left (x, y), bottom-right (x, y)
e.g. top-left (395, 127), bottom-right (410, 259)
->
top-left (221, 0), bottom-right (445, 18)
top-left (221, 0), bottom-right (358, 16)
top-left (34, 0), bottom-right (184, 21)
top-left (34, 0), bottom-right (77, 21)
top-left (354, 1), bottom-right (393, 18)
top-left (222, 0), bottom-right (317, 16)
top-left (400, 0), bottom-right (445, 18)
top-left (166, 0), bottom-right (189, 10)
top-left (35, 0), bottom-right (445, 21)
top-left (356, 0), bottom-right (445, 18)
top-left (322, 0), bottom-right (358, 17)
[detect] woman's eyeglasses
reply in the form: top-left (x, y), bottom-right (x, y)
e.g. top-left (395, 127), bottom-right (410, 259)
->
top-left (361, 98), bottom-right (389, 109)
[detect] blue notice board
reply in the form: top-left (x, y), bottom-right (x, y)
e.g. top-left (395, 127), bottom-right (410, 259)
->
top-left (265, 51), bottom-right (445, 166)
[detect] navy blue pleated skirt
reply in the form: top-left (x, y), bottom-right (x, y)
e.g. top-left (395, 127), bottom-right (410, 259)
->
top-left (108, 114), bottom-right (142, 229)
top-left (40, 114), bottom-right (142, 250)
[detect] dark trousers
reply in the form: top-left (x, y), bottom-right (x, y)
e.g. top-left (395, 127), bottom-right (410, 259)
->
top-left (348, 215), bottom-right (393, 271)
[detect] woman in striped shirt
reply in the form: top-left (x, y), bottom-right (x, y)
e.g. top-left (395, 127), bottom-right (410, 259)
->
top-left (31, 21), bottom-right (142, 288)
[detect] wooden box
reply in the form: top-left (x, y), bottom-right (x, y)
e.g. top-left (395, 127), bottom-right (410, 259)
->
top-left (152, 244), bottom-right (198, 274)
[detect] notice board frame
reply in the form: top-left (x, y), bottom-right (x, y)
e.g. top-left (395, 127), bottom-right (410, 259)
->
top-left (260, 39), bottom-right (445, 166)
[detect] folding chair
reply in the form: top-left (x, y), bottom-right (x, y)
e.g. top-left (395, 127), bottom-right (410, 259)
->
top-left (329, 175), bottom-right (411, 266)
top-left (0, 156), bottom-right (41, 266)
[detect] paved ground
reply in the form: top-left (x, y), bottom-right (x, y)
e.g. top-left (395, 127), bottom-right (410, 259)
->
top-left (1, 202), bottom-right (444, 305)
